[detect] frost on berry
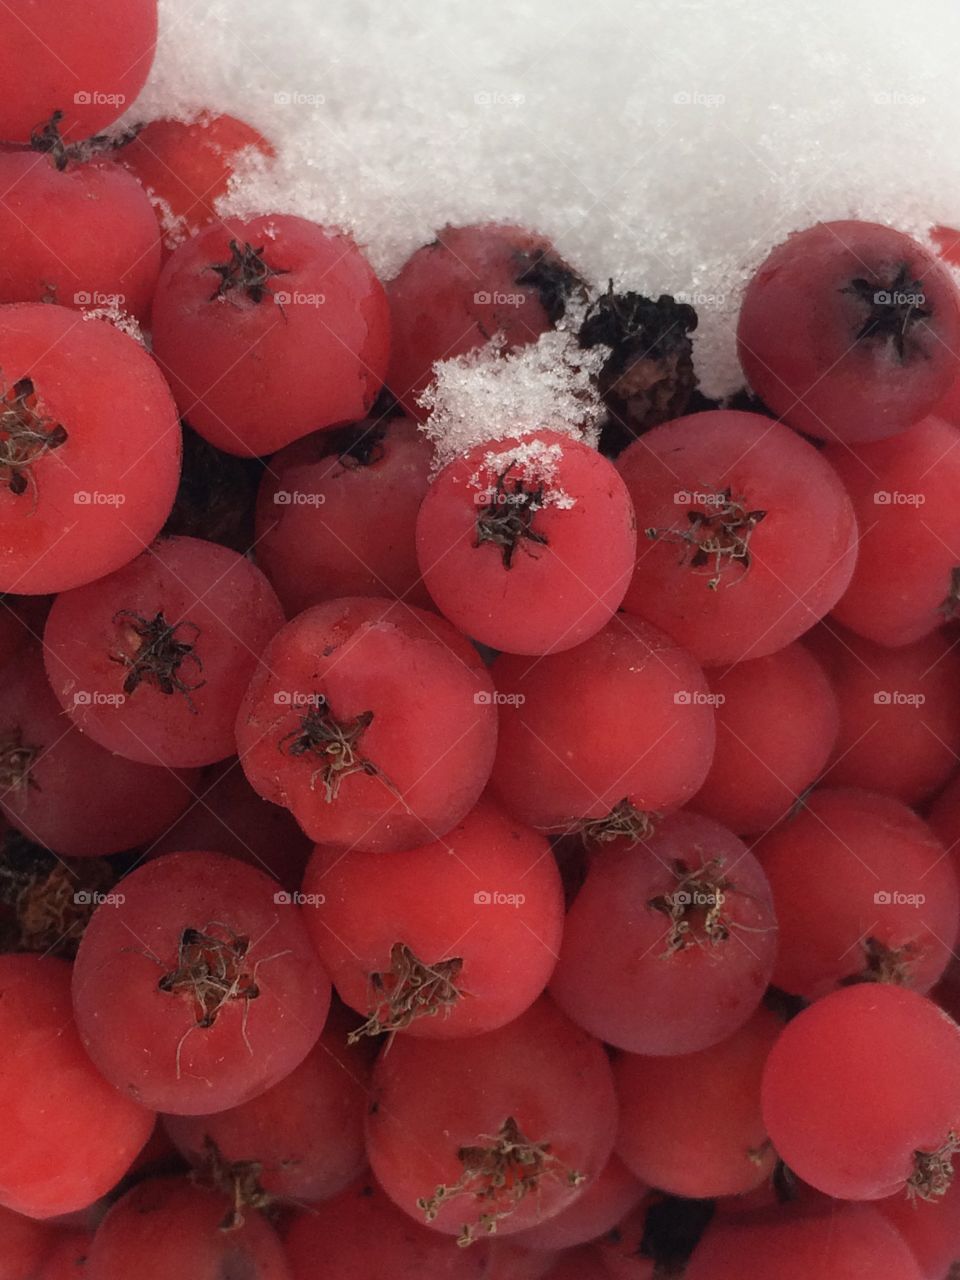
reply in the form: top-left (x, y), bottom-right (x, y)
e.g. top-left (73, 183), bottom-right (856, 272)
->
top-left (110, 609), bottom-right (205, 710)
top-left (0, 727), bottom-right (39, 796)
top-left (0, 374), bottom-right (68, 503)
top-left (645, 487), bottom-right (766, 590)
top-left (189, 1134), bottom-right (272, 1231)
top-left (569, 799), bottom-right (659, 847)
top-left (347, 941), bottom-right (463, 1042)
top-left (648, 857), bottom-right (770, 955)
top-left (840, 265), bottom-right (932, 362)
top-left (209, 239), bottom-right (289, 304)
top-left (939, 566), bottom-right (960, 622)
top-left (417, 1115), bottom-right (585, 1247)
top-left (578, 283), bottom-right (700, 451)
top-left (474, 469), bottom-right (549, 568)
top-left (154, 923), bottom-right (290, 1078)
top-left (279, 702), bottom-right (379, 802)
top-left (908, 1131), bottom-right (959, 1201)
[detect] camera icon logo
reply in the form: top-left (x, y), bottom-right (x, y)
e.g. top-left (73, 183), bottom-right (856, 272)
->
top-left (74, 90), bottom-right (92, 104)
top-left (874, 890), bottom-right (892, 905)
top-left (273, 891), bottom-right (293, 905)
top-left (873, 691), bottom-right (892, 705)
top-left (474, 691), bottom-right (492, 705)
top-left (274, 91), bottom-right (292, 105)
top-left (673, 889), bottom-right (692, 906)
top-left (474, 890), bottom-right (492, 905)
top-left (673, 691), bottom-right (692, 705)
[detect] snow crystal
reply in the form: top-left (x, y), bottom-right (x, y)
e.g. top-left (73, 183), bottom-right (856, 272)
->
top-left (469, 439), bottom-right (577, 508)
top-left (135, 0), bottom-right (960, 399)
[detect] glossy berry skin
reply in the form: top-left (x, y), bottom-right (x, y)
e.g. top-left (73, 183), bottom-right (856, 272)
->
top-left (0, 650), bottom-right (197, 856)
top-left (366, 998), bottom-right (618, 1242)
top-left (255, 419), bottom-right (433, 615)
top-left (550, 812), bottom-right (777, 1055)
top-left (151, 214), bottom-right (390, 456)
top-left (614, 1007), bottom-right (782, 1198)
top-left (489, 615), bottom-right (715, 832)
top-left (386, 224), bottom-right (577, 417)
top-left (0, 304), bottom-right (181, 594)
top-left (617, 411), bottom-right (858, 665)
top-left (692, 642), bottom-right (838, 835)
top-left (72, 852), bottom-right (331, 1115)
top-left (0, 954), bottom-right (154, 1219)
top-left (0, 151), bottom-right (161, 320)
top-left (754, 788), bottom-right (957, 1000)
top-left (0, 0), bottom-right (157, 144)
top-left (115, 113), bottom-right (274, 254)
top-left (284, 1180), bottom-right (488, 1280)
top-left (684, 1206), bottom-right (924, 1280)
top-left (164, 1006), bottom-right (371, 1204)
top-left (806, 623), bottom-right (960, 804)
top-left (738, 220), bottom-right (960, 442)
top-left (761, 984), bottom-right (960, 1200)
top-left (416, 432), bottom-right (637, 655)
top-left (302, 796), bottom-right (564, 1038)
top-left (43, 536), bottom-right (285, 768)
top-left (86, 1178), bottom-right (291, 1280)
top-left (236, 597), bottom-right (497, 852)
top-left (824, 415), bottom-right (960, 647)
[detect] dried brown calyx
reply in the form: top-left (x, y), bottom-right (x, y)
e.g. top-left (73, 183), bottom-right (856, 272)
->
top-left (571, 799), bottom-right (659, 847)
top-left (189, 1135), bottom-right (273, 1231)
top-left (29, 110), bottom-right (122, 170)
top-left (0, 375), bottom-right (67, 501)
top-left (347, 942), bottom-right (464, 1042)
top-left (940, 567), bottom-right (960, 622)
top-left (417, 1115), bottom-right (585, 1247)
top-left (908, 1132), bottom-right (959, 1201)
top-left (842, 936), bottom-right (919, 987)
top-left (578, 284), bottom-right (699, 452)
top-left (645, 487), bottom-right (766, 590)
top-left (475, 467), bottom-right (549, 569)
top-left (0, 728), bottom-right (40, 796)
top-left (648, 857), bottom-right (735, 953)
top-left (841, 265), bottom-right (932, 362)
top-left (279, 703), bottom-right (378, 802)
top-left (0, 831), bottom-right (114, 958)
top-left (209, 240), bottom-right (289, 304)
top-left (111, 609), bottom-right (205, 710)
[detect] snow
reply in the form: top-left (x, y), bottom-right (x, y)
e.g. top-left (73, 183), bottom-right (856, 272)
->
top-left (135, 0), bottom-right (960, 401)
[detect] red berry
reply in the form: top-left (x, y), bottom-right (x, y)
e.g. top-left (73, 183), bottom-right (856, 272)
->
top-left (0, 304), bottom-right (181, 595)
top-left (616, 411), bottom-right (857, 665)
top-left (43, 535), bottom-right (284, 768)
top-left (151, 215), bottom-right (390, 456)
top-left (489, 615), bottom-right (715, 832)
top-left (738, 220), bottom-right (960, 442)
top-left (72, 852), bottom-right (331, 1114)
top-left (550, 812), bottom-right (777, 1055)
top-left (0, 954), bottom-right (153, 1218)
top-left (35, 1229), bottom-right (94, 1280)
top-left (824, 415), bottom-right (960, 646)
top-left (235, 597), bottom-right (497, 852)
top-left (877, 1167), bottom-right (960, 1280)
top-left (366, 998), bottom-right (617, 1243)
top-left (0, 1), bottom-right (157, 144)
top-left (0, 148), bottom-right (161, 320)
top-left (115, 113), bottom-right (274, 255)
top-left (761, 984), bottom-right (960, 1199)
top-left (255, 419), bottom-right (433, 616)
top-left (692, 641), bottom-right (838, 835)
top-left (512, 1156), bottom-right (645, 1252)
top-left (754, 788), bottom-right (958, 999)
top-left (386, 224), bottom-right (579, 418)
top-left (416, 432), bottom-right (637, 655)
top-left (301, 796), bottom-right (564, 1038)
top-left (85, 1178), bottom-right (290, 1280)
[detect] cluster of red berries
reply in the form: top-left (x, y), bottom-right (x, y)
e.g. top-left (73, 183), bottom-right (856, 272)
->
top-left (2, 3), bottom-right (960, 1280)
